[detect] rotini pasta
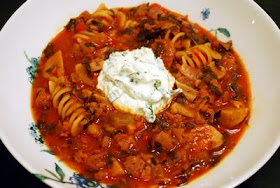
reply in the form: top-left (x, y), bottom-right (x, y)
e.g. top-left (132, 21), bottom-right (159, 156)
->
top-left (171, 32), bottom-right (185, 46)
top-left (49, 76), bottom-right (88, 136)
top-left (176, 43), bottom-right (222, 68)
top-left (208, 61), bottom-right (226, 79)
top-left (116, 11), bottom-right (138, 29)
top-left (86, 9), bottom-right (114, 31)
top-left (73, 30), bottom-right (95, 44)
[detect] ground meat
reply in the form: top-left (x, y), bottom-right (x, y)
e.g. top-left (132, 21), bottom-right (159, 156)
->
top-left (74, 150), bottom-right (88, 163)
top-left (173, 148), bottom-right (188, 164)
top-left (147, 5), bottom-right (166, 19)
top-left (134, 3), bottom-right (149, 17)
top-left (151, 39), bottom-right (174, 69)
top-left (102, 136), bottom-right (111, 148)
top-left (154, 131), bottom-right (175, 151)
top-left (35, 88), bottom-right (52, 107)
top-left (222, 54), bottom-right (237, 70)
top-left (87, 102), bottom-right (111, 119)
top-left (124, 156), bottom-right (146, 178)
top-left (152, 164), bottom-right (165, 179)
top-left (114, 134), bottom-right (136, 151)
top-left (94, 170), bottom-right (108, 181)
top-left (85, 151), bottom-right (107, 171)
top-left (172, 128), bottom-right (187, 144)
top-left (87, 123), bottom-right (102, 137)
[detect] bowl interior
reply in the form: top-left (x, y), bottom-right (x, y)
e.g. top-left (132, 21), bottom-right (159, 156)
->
top-left (0, 0), bottom-right (279, 187)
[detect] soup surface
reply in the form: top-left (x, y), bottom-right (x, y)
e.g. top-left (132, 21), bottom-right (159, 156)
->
top-left (31, 3), bottom-right (251, 187)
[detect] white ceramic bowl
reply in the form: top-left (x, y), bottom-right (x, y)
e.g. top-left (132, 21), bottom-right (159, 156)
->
top-left (0, 0), bottom-right (279, 187)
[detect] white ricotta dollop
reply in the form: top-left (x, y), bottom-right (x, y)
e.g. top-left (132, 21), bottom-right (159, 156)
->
top-left (97, 47), bottom-right (181, 122)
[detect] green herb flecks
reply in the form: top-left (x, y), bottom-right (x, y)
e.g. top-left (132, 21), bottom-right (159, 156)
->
top-left (148, 105), bottom-right (154, 116)
top-left (121, 51), bottom-right (128, 56)
top-left (154, 80), bottom-right (161, 90)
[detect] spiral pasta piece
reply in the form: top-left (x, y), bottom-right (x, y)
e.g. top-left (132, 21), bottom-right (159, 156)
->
top-left (164, 29), bottom-right (172, 39)
top-left (49, 76), bottom-right (88, 136)
top-left (171, 32), bottom-right (185, 46)
top-left (116, 11), bottom-right (138, 29)
top-left (176, 43), bottom-right (222, 68)
top-left (91, 10), bottom-right (114, 22)
top-left (73, 31), bottom-right (95, 44)
top-left (53, 87), bottom-right (72, 107)
top-left (124, 20), bottom-right (138, 28)
top-left (86, 8), bottom-right (115, 31)
top-left (208, 61), bottom-right (226, 79)
top-left (116, 11), bottom-right (126, 29)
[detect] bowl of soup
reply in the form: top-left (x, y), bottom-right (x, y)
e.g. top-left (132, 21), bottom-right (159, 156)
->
top-left (0, 0), bottom-right (279, 187)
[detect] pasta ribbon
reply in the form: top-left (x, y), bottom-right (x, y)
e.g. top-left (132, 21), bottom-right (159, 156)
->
top-left (90, 59), bottom-right (104, 72)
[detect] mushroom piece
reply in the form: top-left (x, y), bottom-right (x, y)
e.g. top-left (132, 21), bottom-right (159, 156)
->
top-left (93, 93), bottom-right (111, 104)
top-left (207, 125), bottom-right (223, 149)
top-left (220, 40), bottom-right (232, 51)
top-left (175, 80), bottom-right (198, 101)
top-left (111, 158), bottom-right (125, 177)
top-left (90, 59), bottom-right (104, 72)
top-left (75, 63), bottom-right (94, 85)
top-left (218, 108), bottom-right (249, 128)
top-left (43, 50), bottom-right (64, 78)
top-left (170, 102), bottom-right (195, 118)
top-left (116, 11), bottom-right (126, 29)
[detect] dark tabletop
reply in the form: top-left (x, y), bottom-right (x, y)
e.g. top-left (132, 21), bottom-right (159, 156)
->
top-left (0, 0), bottom-right (279, 187)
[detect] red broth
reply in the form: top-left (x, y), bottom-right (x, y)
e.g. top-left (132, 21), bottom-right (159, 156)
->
top-left (31, 3), bottom-right (251, 187)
